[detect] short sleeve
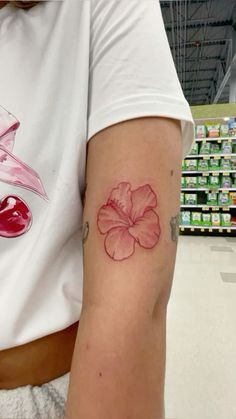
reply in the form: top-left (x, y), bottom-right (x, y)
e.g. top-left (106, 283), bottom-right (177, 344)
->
top-left (87, 0), bottom-right (195, 158)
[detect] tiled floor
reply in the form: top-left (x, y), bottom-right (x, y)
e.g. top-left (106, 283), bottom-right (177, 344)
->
top-left (165, 235), bottom-right (236, 419)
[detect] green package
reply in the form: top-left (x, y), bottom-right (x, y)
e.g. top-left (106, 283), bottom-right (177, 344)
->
top-left (207, 192), bottom-right (218, 205)
top-left (180, 193), bottom-right (185, 205)
top-left (185, 160), bottom-right (198, 171)
top-left (191, 212), bottom-right (202, 226)
top-left (200, 142), bottom-right (211, 154)
top-left (185, 177), bottom-right (198, 188)
top-left (198, 176), bottom-right (208, 188)
top-left (181, 211), bottom-right (191, 225)
top-left (231, 157), bottom-right (236, 170)
top-left (182, 160), bottom-right (186, 170)
top-left (211, 143), bottom-right (221, 154)
top-left (209, 176), bottom-right (220, 188)
top-left (222, 140), bottom-right (232, 154)
top-left (221, 176), bottom-right (232, 188)
top-left (190, 142), bottom-right (199, 155)
top-left (196, 125), bottom-right (207, 139)
top-left (181, 177), bottom-right (186, 188)
top-left (220, 124), bottom-right (230, 137)
top-left (218, 192), bottom-right (230, 206)
top-left (202, 214), bottom-right (211, 226)
top-left (212, 213), bottom-right (221, 226)
top-left (198, 160), bottom-right (209, 171)
top-left (221, 213), bottom-right (231, 227)
top-left (209, 159), bottom-right (220, 170)
top-left (185, 193), bottom-right (197, 205)
top-left (220, 159), bottom-right (231, 170)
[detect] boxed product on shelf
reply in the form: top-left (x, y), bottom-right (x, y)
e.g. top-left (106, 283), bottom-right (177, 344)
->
top-left (181, 211), bottom-right (191, 225)
top-left (191, 212), bottom-right (202, 226)
top-left (211, 143), bottom-right (221, 154)
top-left (221, 159), bottom-right (231, 170)
top-left (220, 124), bottom-right (230, 137)
top-left (185, 176), bottom-right (198, 188)
top-left (211, 213), bottom-right (221, 226)
top-left (209, 175), bottom-right (220, 188)
top-left (207, 192), bottom-right (218, 205)
top-left (209, 158), bottom-right (220, 170)
top-left (200, 142), bottom-right (211, 154)
top-left (198, 159), bottom-right (209, 171)
top-left (185, 193), bottom-right (197, 205)
top-left (231, 216), bottom-right (236, 226)
top-left (185, 160), bottom-right (198, 171)
top-left (196, 125), bottom-right (207, 138)
top-left (180, 193), bottom-right (185, 205)
top-left (229, 192), bottom-right (236, 204)
top-left (221, 176), bottom-right (232, 188)
top-left (198, 176), bottom-right (208, 188)
top-left (181, 177), bottom-right (186, 188)
top-left (206, 124), bottom-right (220, 138)
top-left (190, 142), bottom-right (199, 155)
top-left (228, 121), bottom-right (236, 136)
top-left (222, 140), bottom-right (232, 154)
top-left (230, 157), bottom-right (236, 170)
top-left (221, 213), bottom-right (231, 227)
top-left (202, 213), bottom-right (211, 226)
top-left (218, 192), bottom-right (230, 206)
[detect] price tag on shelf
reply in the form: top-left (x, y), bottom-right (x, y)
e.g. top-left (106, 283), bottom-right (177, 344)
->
top-left (202, 206), bottom-right (209, 211)
top-left (190, 228), bottom-right (194, 232)
top-left (212, 172), bottom-right (219, 176)
top-left (203, 156), bottom-right (209, 160)
top-left (201, 228), bottom-right (204, 232)
top-left (209, 228), bottom-right (213, 232)
top-left (219, 228), bottom-right (223, 233)
top-left (180, 227), bottom-right (184, 232)
top-left (224, 156), bottom-right (231, 160)
top-left (212, 207), bottom-right (219, 211)
top-left (203, 173), bottom-right (208, 176)
top-left (223, 172), bottom-right (230, 176)
top-left (228, 139), bottom-right (232, 143)
top-left (214, 156), bottom-right (221, 160)
top-left (223, 207), bottom-right (229, 211)
top-left (227, 229), bottom-right (231, 233)
top-left (217, 140), bottom-right (221, 143)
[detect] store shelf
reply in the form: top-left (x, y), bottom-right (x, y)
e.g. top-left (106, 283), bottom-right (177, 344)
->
top-left (182, 170), bottom-right (235, 174)
top-left (195, 137), bottom-right (236, 142)
top-left (181, 205), bottom-right (236, 209)
top-left (185, 153), bottom-right (236, 159)
top-left (181, 188), bottom-right (236, 192)
top-left (180, 225), bottom-right (236, 232)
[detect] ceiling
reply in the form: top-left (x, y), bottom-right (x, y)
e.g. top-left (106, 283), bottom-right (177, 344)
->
top-left (160, 0), bottom-right (236, 105)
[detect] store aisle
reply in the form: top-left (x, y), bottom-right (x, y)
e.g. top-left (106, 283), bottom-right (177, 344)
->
top-left (165, 235), bottom-right (236, 419)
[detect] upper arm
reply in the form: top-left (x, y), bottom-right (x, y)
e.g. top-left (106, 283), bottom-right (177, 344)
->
top-left (81, 117), bottom-right (182, 319)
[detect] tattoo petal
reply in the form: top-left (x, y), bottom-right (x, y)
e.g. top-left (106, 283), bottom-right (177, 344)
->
top-left (104, 227), bottom-right (135, 261)
top-left (97, 204), bottom-right (130, 234)
top-left (128, 210), bottom-right (160, 248)
top-left (107, 182), bottom-right (132, 216)
top-left (130, 184), bottom-right (157, 221)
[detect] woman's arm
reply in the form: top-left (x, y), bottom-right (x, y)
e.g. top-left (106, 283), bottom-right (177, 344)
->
top-left (65, 116), bottom-right (182, 419)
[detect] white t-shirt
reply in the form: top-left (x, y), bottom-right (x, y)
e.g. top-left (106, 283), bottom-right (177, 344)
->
top-left (0, 0), bottom-right (194, 350)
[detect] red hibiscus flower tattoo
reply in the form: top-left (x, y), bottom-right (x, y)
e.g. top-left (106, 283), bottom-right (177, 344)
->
top-left (97, 182), bottom-right (161, 261)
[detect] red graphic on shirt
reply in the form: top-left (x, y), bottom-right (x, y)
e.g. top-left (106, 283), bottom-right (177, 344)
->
top-left (97, 182), bottom-right (161, 261)
top-left (0, 105), bottom-right (48, 238)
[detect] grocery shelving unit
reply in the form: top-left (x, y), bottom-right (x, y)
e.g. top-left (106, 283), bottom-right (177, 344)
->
top-left (180, 115), bottom-right (236, 236)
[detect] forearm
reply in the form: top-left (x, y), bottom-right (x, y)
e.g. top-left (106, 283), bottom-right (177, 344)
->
top-left (65, 306), bottom-right (167, 419)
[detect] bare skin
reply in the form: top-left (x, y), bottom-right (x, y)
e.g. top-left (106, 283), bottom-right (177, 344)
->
top-left (0, 1), bottom-right (39, 9)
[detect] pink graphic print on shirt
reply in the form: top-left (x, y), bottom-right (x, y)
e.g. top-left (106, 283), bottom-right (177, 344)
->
top-left (0, 105), bottom-right (48, 238)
